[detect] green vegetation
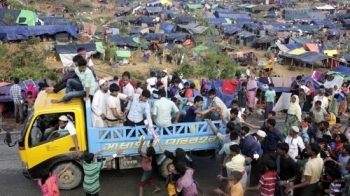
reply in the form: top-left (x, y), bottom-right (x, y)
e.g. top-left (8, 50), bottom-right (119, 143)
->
top-left (0, 38), bottom-right (59, 82)
top-left (177, 53), bottom-right (239, 80)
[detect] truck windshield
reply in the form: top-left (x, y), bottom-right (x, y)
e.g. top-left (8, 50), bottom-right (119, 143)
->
top-left (20, 111), bottom-right (34, 141)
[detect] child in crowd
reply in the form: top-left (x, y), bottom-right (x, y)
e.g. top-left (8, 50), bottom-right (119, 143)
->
top-left (38, 162), bottom-right (72, 196)
top-left (166, 163), bottom-right (179, 196)
top-left (301, 122), bottom-right (310, 146)
top-left (176, 163), bottom-right (197, 196)
top-left (25, 91), bottom-right (35, 114)
top-left (138, 137), bottom-right (161, 196)
top-left (215, 171), bottom-right (244, 196)
top-left (83, 149), bottom-right (123, 196)
top-left (324, 169), bottom-right (342, 196)
top-left (245, 160), bottom-right (277, 196)
top-left (299, 88), bottom-right (306, 114)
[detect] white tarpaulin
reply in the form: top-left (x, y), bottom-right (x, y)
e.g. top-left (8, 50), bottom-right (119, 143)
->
top-left (59, 52), bottom-right (95, 67)
top-left (273, 92), bottom-right (292, 111)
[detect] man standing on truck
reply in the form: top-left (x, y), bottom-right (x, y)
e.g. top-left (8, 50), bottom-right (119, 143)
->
top-left (9, 77), bottom-right (23, 125)
top-left (124, 90), bottom-right (152, 127)
top-left (51, 58), bottom-right (96, 103)
top-left (91, 79), bottom-right (109, 127)
top-left (152, 89), bottom-right (180, 128)
top-left (121, 71), bottom-right (135, 111)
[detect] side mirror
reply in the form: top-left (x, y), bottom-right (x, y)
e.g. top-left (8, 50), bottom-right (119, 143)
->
top-left (4, 130), bottom-right (17, 147)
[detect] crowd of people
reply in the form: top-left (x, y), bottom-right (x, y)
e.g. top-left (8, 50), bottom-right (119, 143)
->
top-left (8, 47), bottom-right (350, 196)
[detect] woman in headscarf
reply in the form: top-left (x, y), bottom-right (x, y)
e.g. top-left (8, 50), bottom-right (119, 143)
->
top-left (339, 82), bottom-right (349, 116)
top-left (283, 95), bottom-right (302, 137)
top-left (246, 75), bottom-right (258, 113)
top-left (25, 83), bottom-right (37, 99)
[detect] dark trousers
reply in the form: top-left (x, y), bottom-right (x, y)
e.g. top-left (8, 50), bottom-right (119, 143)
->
top-left (124, 118), bottom-right (145, 126)
top-left (85, 193), bottom-right (99, 196)
top-left (264, 102), bottom-right (274, 119)
top-left (250, 158), bottom-right (263, 186)
top-left (299, 182), bottom-right (319, 196)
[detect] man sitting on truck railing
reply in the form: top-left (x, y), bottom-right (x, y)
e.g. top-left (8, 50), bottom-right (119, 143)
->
top-left (183, 96), bottom-right (217, 123)
top-left (124, 90), bottom-right (152, 127)
top-left (91, 79), bottom-right (109, 127)
top-left (51, 58), bottom-right (96, 103)
top-left (152, 89), bottom-right (180, 128)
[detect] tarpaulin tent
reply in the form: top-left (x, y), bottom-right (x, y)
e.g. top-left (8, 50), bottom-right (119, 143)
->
top-left (186, 4), bottom-right (202, 9)
top-left (166, 33), bottom-right (189, 42)
top-left (0, 9), bottom-right (36, 26)
top-left (222, 24), bottom-right (240, 34)
top-left (145, 7), bottom-right (163, 14)
top-left (108, 35), bottom-right (139, 48)
top-left (55, 43), bottom-right (97, 67)
top-left (0, 25), bottom-right (78, 41)
top-left (42, 17), bottom-right (69, 25)
top-left (115, 50), bottom-right (131, 58)
top-left (174, 15), bottom-right (196, 24)
top-left (143, 33), bottom-right (165, 42)
top-left (0, 79), bottom-right (42, 102)
top-left (160, 23), bottom-right (175, 33)
top-left (209, 18), bottom-right (228, 25)
top-left (329, 65), bottom-right (350, 77)
top-left (283, 51), bottom-right (328, 63)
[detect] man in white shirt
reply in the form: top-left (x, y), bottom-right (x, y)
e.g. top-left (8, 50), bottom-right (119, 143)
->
top-left (146, 71), bottom-right (157, 92)
top-left (124, 90), bottom-right (152, 127)
top-left (208, 89), bottom-right (229, 121)
top-left (91, 80), bottom-right (109, 127)
top-left (152, 89), bottom-right (180, 128)
top-left (312, 89), bottom-right (328, 109)
top-left (246, 66), bottom-right (251, 77)
top-left (122, 72), bottom-right (135, 110)
top-left (106, 83), bottom-right (128, 127)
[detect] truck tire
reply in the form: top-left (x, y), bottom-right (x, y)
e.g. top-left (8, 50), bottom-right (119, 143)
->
top-left (51, 162), bottom-right (83, 190)
top-left (158, 158), bottom-right (173, 179)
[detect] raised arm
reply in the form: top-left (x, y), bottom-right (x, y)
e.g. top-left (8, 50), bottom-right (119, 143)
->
top-left (57, 162), bottom-right (72, 177)
top-left (195, 107), bottom-right (215, 116)
top-left (106, 149), bottom-right (123, 162)
top-left (206, 119), bottom-right (219, 135)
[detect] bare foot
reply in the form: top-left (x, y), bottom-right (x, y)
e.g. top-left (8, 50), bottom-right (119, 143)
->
top-left (51, 99), bottom-right (62, 103)
top-left (45, 87), bottom-right (54, 93)
top-left (152, 188), bottom-right (161, 193)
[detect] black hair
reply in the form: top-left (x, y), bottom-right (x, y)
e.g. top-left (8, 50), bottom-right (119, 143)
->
top-left (304, 117), bottom-right (312, 124)
top-left (315, 100), bottom-right (322, 106)
top-left (39, 168), bottom-right (50, 184)
top-left (322, 135), bottom-right (332, 143)
top-left (336, 117), bottom-right (340, 124)
top-left (231, 100), bottom-right (238, 105)
top-left (268, 83), bottom-right (274, 87)
top-left (229, 144), bottom-right (240, 154)
top-left (194, 96), bottom-right (203, 103)
top-left (241, 126), bottom-right (250, 134)
top-left (337, 134), bottom-right (348, 143)
top-left (277, 143), bottom-right (289, 153)
top-left (343, 145), bottom-right (350, 154)
top-left (109, 83), bottom-right (120, 92)
top-left (226, 122), bottom-right (235, 132)
top-left (175, 148), bottom-right (186, 161)
top-left (184, 82), bottom-right (189, 86)
top-left (230, 108), bottom-right (239, 115)
top-left (113, 76), bottom-right (118, 80)
top-left (141, 90), bottom-right (151, 98)
top-left (77, 58), bottom-right (87, 67)
top-left (136, 81), bottom-right (142, 88)
top-left (268, 111), bottom-right (276, 116)
top-left (231, 171), bottom-right (243, 181)
top-left (176, 163), bottom-right (187, 176)
top-left (174, 79), bottom-right (180, 84)
top-left (14, 78), bottom-right (19, 84)
top-left (267, 119), bottom-right (276, 127)
top-left (150, 71), bottom-right (156, 77)
top-left (230, 131), bottom-right (239, 141)
top-left (317, 138), bottom-right (327, 145)
top-left (301, 80), bottom-right (305, 83)
top-left (301, 148), bottom-right (310, 159)
top-left (328, 168), bottom-right (341, 180)
top-left (84, 152), bottom-right (94, 163)
top-left (158, 89), bottom-right (166, 97)
top-left (266, 160), bottom-right (276, 171)
top-left (122, 71), bottom-right (131, 79)
top-left (296, 75), bottom-right (302, 80)
top-left (190, 83), bottom-right (195, 89)
top-left (324, 160), bottom-right (338, 170)
top-left (146, 139), bottom-right (156, 157)
top-left (319, 121), bottom-right (330, 128)
top-left (309, 143), bottom-right (321, 155)
top-left (208, 89), bottom-right (216, 96)
top-left (77, 47), bottom-right (85, 53)
top-left (72, 55), bottom-right (83, 62)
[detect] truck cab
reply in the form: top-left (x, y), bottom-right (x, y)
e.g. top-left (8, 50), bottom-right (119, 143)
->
top-left (18, 91), bottom-right (225, 190)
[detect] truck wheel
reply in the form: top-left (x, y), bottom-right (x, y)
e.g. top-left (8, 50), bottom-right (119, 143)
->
top-left (158, 158), bottom-right (173, 179)
top-left (51, 162), bottom-right (83, 190)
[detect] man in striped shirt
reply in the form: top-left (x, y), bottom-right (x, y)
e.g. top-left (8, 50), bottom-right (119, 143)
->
top-left (245, 160), bottom-right (277, 196)
top-left (83, 149), bottom-right (123, 196)
top-left (9, 78), bottom-right (23, 124)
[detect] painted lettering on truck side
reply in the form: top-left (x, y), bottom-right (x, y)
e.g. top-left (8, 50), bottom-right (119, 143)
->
top-left (102, 136), bottom-right (217, 151)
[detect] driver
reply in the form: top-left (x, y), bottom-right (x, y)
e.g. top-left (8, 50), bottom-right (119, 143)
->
top-left (42, 115), bottom-right (81, 156)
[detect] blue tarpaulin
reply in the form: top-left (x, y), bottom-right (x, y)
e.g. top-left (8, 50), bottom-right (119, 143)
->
top-left (160, 23), bottom-right (175, 33)
top-left (0, 80), bottom-right (43, 102)
top-left (143, 33), bottom-right (165, 42)
top-left (209, 18), bottom-right (227, 25)
top-left (55, 43), bottom-right (96, 54)
top-left (330, 65), bottom-right (350, 77)
top-left (222, 24), bottom-right (240, 34)
top-left (0, 25), bottom-right (78, 41)
top-left (42, 17), bottom-right (69, 25)
top-left (108, 35), bottom-right (139, 48)
top-left (166, 33), bottom-right (189, 42)
top-left (174, 15), bottom-right (195, 24)
top-left (145, 7), bottom-right (162, 14)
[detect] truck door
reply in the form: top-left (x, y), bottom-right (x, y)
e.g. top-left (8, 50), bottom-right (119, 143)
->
top-left (25, 112), bottom-right (79, 169)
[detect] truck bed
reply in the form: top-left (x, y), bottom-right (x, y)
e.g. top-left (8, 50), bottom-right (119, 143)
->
top-left (85, 98), bottom-right (225, 157)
